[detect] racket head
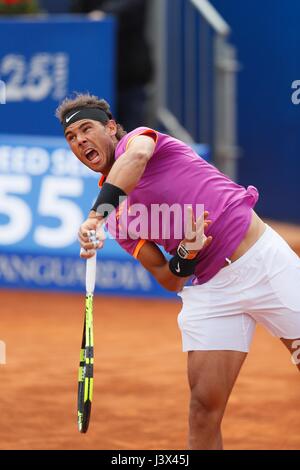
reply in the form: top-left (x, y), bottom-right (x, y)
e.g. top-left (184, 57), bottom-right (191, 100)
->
top-left (77, 293), bottom-right (94, 433)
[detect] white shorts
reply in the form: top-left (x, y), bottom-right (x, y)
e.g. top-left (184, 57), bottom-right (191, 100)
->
top-left (177, 225), bottom-right (300, 352)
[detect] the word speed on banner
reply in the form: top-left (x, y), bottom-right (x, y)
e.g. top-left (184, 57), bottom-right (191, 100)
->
top-left (0, 135), bottom-right (97, 255)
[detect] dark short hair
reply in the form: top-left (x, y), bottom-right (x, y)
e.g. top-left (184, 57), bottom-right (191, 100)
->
top-left (55, 92), bottom-right (127, 141)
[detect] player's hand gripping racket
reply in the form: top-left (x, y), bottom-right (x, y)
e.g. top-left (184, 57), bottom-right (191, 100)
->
top-left (77, 253), bottom-right (97, 433)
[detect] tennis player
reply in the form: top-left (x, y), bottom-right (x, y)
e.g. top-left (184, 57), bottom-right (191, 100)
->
top-left (57, 94), bottom-right (300, 450)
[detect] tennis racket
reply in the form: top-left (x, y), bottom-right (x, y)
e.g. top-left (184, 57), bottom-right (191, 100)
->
top-left (77, 253), bottom-right (97, 433)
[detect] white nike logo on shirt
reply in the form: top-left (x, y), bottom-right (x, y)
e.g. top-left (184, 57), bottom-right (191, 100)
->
top-left (175, 263), bottom-right (181, 273)
top-left (65, 111), bottom-right (81, 123)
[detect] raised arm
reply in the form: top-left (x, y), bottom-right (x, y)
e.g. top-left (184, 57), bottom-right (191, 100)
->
top-left (106, 134), bottom-right (156, 193)
top-left (78, 133), bottom-right (156, 257)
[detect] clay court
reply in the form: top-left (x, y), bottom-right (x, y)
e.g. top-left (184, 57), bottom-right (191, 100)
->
top-left (1, 220), bottom-right (300, 451)
top-left (0, 0), bottom-right (299, 453)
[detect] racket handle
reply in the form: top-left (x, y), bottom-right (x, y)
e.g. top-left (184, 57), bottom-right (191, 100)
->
top-left (86, 253), bottom-right (97, 294)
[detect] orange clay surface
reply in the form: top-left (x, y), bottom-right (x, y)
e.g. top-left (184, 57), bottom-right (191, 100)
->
top-left (1, 288), bottom-right (300, 450)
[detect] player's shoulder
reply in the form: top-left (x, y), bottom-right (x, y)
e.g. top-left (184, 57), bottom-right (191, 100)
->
top-left (116, 127), bottom-right (159, 157)
top-left (128, 127), bottom-right (159, 140)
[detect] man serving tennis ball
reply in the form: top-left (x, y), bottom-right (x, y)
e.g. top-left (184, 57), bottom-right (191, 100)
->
top-left (57, 93), bottom-right (300, 450)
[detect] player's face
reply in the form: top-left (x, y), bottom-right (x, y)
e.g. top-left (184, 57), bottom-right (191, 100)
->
top-left (65, 119), bottom-right (117, 174)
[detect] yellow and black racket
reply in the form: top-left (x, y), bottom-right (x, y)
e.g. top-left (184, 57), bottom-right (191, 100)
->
top-left (77, 254), bottom-right (97, 433)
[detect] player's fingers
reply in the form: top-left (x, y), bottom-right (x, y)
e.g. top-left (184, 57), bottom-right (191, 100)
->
top-left (195, 214), bottom-right (211, 234)
top-left (87, 227), bottom-right (105, 249)
top-left (78, 230), bottom-right (94, 243)
top-left (79, 238), bottom-right (102, 250)
top-left (195, 214), bottom-right (205, 237)
top-left (79, 220), bottom-right (99, 238)
top-left (87, 230), bottom-right (99, 245)
top-left (194, 209), bottom-right (210, 230)
top-left (80, 248), bottom-right (96, 259)
top-left (78, 231), bottom-right (100, 245)
top-left (203, 235), bottom-right (213, 249)
top-left (87, 229), bottom-right (97, 238)
top-left (79, 222), bottom-right (104, 241)
top-left (185, 206), bottom-right (196, 240)
top-left (78, 231), bottom-right (89, 243)
top-left (186, 215), bottom-right (208, 250)
top-left (204, 221), bottom-right (212, 232)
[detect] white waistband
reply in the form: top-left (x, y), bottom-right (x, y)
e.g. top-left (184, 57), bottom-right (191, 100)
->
top-left (218, 223), bottom-right (272, 274)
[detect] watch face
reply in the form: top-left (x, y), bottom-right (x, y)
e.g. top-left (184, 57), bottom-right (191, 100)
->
top-left (177, 244), bottom-right (189, 259)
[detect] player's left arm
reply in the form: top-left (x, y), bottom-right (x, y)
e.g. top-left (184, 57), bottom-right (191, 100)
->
top-left (106, 134), bottom-right (156, 194)
top-left (136, 241), bottom-right (190, 292)
top-left (136, 209), bottom-right (213, 292)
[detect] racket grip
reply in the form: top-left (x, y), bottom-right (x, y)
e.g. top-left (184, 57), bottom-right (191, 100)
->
top-left (86, 253), bottom-right (97, 294)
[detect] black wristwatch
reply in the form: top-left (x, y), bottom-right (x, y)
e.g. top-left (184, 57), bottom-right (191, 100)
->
top-left (177, 242), bottom-right (196, 260)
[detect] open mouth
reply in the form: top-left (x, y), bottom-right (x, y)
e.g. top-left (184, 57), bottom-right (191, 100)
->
top-left (85, 149), bottom-right (100, 164)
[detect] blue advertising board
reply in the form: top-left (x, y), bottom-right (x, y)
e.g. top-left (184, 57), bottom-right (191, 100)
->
top-left (0, 134), bottom-right (175, 298)
top-left (0, 15), bottom-right (116, 136)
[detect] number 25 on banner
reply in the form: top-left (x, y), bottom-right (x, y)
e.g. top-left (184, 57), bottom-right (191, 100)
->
top-left (0, 175), bottom-right (83, 249)
top-left (0, 53), bottom-right (68, 102)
